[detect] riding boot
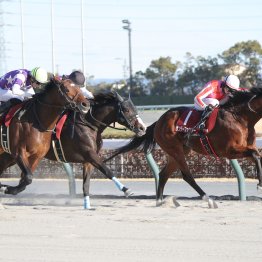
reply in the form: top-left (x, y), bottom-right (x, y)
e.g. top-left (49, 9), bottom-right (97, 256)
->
top-left (198, 106), bottom-right (213, 132)
top-left (9, 98), bottom-right (23, 106)
top-left (0, 100), bottom-right (12, 114)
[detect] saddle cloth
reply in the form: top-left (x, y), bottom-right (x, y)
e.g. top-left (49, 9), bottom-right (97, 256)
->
top-left (55, 113), bottom-right (68, 139)
top-left (176, 107), bottom-right (219, 134)
top-left (2, 104), bottom-right (68, 140)
top-left (1, 104), bottom-right (23, 127)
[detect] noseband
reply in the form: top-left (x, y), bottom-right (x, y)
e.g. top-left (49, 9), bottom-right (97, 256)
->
top-left (247, 95), bottom-right (257, 113)
top-left (117, 100), bottom-right (139, 132)
top-left (57, 82), bottom-right (82, 110)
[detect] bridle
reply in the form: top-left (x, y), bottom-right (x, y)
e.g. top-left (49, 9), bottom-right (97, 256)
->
top-left (247, 95), bottom-right (258, 113)
top-left (88, 98), bottom-right (139, 132)
top-left (33, 80), bottom-right (86, 132)
top-left (36, 81), bottom-right (83, 110)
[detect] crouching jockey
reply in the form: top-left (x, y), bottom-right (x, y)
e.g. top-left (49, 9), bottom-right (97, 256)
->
top-left (194, 75), bottom-right (241, 131)
top-left (62, 71), bottom-right (94, 99)
top-left (0, 67), bottom-right (48, 114)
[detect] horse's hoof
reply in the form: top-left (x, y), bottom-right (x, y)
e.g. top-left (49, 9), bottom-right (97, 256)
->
top-left (156, 199), bottom-right (163, 207)
top-left (202, 195), bottom-right (218, 209)
top-left (124, 189), bottom-right (133, 198)
top-left (0, 186), bottom-right (7, 194)
top-left (84, 206), bottom-right (96, 211)
top-left (208, 199), bottom-right (218, 209)
top-left (257, 185), bottom-right (262, 193)
top-left (172, 197), bottom-right (180, 207)
top-left (4, 187), bottom-right (18, 195)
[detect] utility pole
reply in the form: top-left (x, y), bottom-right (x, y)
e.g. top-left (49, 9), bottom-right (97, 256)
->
top-left (80, 0), bottom-right (85, 76)
top-left (122, 19), bottom-right (133, 93)
top-left (51, 0), bottom-right (55, 74)
top-left (20, 0), bottom-right (25, 68)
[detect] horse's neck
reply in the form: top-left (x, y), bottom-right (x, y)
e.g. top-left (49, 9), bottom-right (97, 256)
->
top-left (245, 97), bottom-right (262, 126)
top-left (36, 93), bottom-right (64, 130)
top-left (90, 104), bottom-right (117, 131)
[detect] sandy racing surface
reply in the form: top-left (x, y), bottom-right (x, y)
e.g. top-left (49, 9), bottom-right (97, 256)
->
top-left (1, 180), bottom-right (262, 262)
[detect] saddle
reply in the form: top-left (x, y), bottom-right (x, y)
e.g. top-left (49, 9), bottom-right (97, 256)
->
top-left (176, 107), bottom-right (219, 135)
top-left (176, 107), bottom-right (220, 159)
top-left (0, 103), bottom-right (24, 154)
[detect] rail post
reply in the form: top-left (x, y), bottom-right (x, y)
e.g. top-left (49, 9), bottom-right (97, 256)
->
top-left (62, 162), bottom-right (76, 197)
top-left (230, 159), bottom-right (246, 201)
top-left (145, 153), bottom-right (159, 194)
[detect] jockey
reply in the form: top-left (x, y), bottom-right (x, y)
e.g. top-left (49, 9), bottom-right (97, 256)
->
top-left (62, 71), bottom-right (94, 99)
top-left (0, 67), bottom-right (48, 113)
top-left (194, 74), bottom-right (241, 130)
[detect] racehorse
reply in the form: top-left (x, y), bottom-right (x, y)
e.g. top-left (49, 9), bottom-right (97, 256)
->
top-left (45, 91), bottom-right (146, 208)
top-left (105, 87), bottom-right (262, 207)
top-left (0, 91), bottom-right (146, 209)
top-left (0, 77), bottom-right (89, 195)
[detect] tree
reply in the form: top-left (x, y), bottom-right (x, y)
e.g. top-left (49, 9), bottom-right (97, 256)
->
top-left (144, 56), bottom-right (180, 95)
top-left (219, 40), bottom-right (262, 87)
top-left (176, 53), bottom-right (222, 94)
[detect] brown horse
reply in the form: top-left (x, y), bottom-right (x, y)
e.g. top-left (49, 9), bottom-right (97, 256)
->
top-left (0, 91), bottom-right (146, 208)
top-left (106, 87), bottom-right (262, 207)
top-left (0, 77), bottom-right (89, 195)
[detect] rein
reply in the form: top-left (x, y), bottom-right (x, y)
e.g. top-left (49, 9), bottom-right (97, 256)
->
top-left (88, 106), bottom-right (127, 131)
top-left (32, 81), bottom-right (83, 132)
top-left (247, 95), bottom-right (257, 113)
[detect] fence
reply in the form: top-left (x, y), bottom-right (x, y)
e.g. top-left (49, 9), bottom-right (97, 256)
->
top-left (2, 139), bottom-right (260, 180)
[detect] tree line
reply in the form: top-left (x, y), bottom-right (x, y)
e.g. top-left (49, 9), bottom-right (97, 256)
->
top-left (88, 40), bottom-right (262, 97)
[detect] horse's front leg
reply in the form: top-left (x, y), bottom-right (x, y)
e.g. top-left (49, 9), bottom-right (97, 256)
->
top-left (4, 156), bottom-right (38, 195)
top-left (251, 151), bottom-right (262, 192)
top-left (89, 151), bottom-right (133, 197)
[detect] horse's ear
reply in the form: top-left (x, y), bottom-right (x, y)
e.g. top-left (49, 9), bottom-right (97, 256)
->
top-left (115, 92), bottom-right (124, 102)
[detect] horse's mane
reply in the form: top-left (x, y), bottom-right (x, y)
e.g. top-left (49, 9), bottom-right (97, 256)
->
top-left (93, 91), bottom-right (119, 104)
top-left (222, 87), bottom-right (262, 109)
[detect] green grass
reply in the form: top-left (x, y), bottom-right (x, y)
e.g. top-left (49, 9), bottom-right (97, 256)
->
top-left (102, 127), bottom-right (135, 139)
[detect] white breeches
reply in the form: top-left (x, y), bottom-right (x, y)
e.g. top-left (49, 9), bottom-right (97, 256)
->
top-left (0, 87), bottom-right (35, 103)
top-left (194, 97), bottom-right (219, 111)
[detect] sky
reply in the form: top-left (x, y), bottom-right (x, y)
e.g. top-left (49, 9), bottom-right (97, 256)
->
top-left (0, 0), bottom-right (262, 80)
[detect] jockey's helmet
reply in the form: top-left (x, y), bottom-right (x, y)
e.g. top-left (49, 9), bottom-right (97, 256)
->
top-left (224, 75), bottom-right (240, 90)
top-left (30, 67), bottom-right (48, 84)
top-left (67, 71), bottom-right (85, 86)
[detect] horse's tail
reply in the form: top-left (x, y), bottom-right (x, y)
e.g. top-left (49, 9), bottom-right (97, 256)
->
top-left (104, 122), bottom-right (157, 162)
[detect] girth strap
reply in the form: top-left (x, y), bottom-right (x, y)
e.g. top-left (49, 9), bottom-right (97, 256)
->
top-left (52, 135), bottom-right (67, 163)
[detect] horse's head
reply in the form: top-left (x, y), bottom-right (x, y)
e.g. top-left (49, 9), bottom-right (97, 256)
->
top-left (51, 77), bottom-right (89, 114)
top-left (114, 92), bottom-right (146, 137)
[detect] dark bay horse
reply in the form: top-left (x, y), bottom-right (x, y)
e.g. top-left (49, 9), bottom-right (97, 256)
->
top-left (0, 92), bottom-right (146, 209)
top-left (0, 77), bottom-right (89, 195)
top-left (45, 91), bottom-right (146, 208)
top-left (106, 88), bottom-right (262, 207)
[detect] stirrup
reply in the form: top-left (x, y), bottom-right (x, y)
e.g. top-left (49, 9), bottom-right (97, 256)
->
top-left (198, 123), bottom-right (205, 130)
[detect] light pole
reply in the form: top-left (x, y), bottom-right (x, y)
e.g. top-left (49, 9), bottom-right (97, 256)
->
top-left (122, 19), bottom-right (133, 93)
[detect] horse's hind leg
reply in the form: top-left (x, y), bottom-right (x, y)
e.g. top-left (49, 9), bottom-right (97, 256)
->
top-left (251, 150), bottom-right (262, 191)
top-left (156, 155), bottom-right (179, 206)
top-left (0, 153), bottom-right (16, 191)
top-left (177, 154), bottom-right (218, 208)
top-left (86, 150), bottom-right (132, 197)
top-left (82, 163), bottom-right (95, 209)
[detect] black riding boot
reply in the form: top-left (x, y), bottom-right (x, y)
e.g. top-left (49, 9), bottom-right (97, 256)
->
top-left (198, 106), bottom-right (213, 131)
top-left (0, 100), bottom-right (12, 114)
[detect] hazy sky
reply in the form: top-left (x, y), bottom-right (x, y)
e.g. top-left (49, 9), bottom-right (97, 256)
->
top-left (1, 0), bottom-right (262, 79)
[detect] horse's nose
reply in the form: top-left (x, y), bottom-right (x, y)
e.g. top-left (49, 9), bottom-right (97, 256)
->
top-left (80, 102), bottom-right (89, 114)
